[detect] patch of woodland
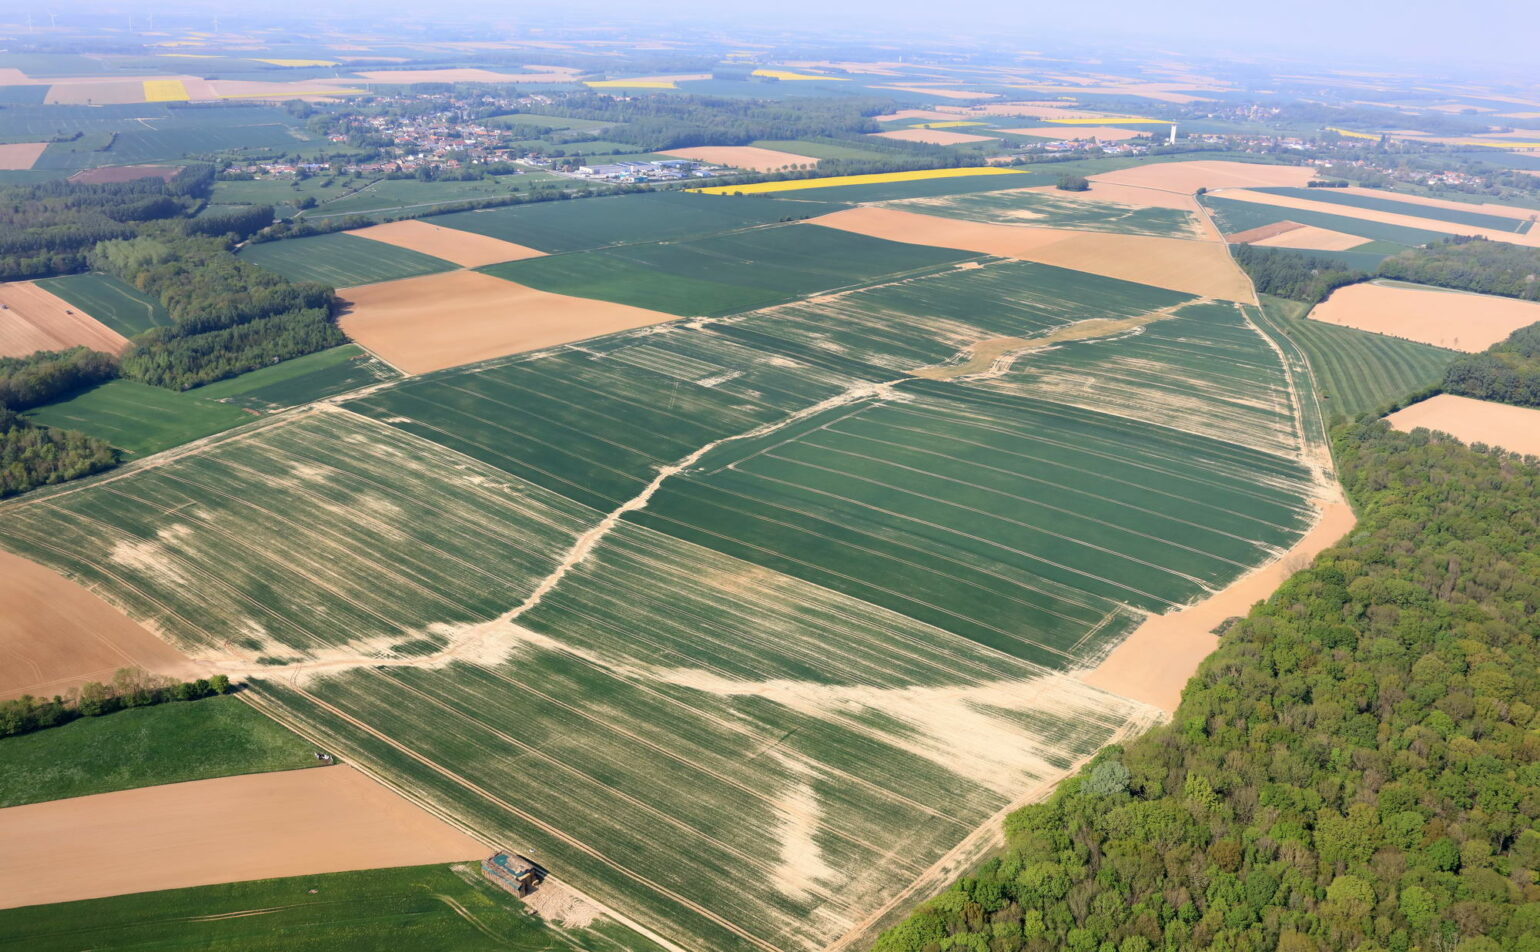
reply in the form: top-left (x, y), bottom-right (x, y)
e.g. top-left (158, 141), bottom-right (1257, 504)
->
top-left (0, 667), bottom-right (235, 739)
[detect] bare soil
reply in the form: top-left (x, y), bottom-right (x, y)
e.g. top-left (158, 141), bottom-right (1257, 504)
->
top-left (812, 206), bottom-right (1255, 301)
top-left (44, 81), bottom-right (145, 105)
top-left (1387, 393), bottom-right (1540, 458)
top-left (870, 128), bottom-right (998, 145)
top-left (0, 547), bottom-right (199, 701)
top-left (68, 165), bottom-right (180, 184)
top-left (1214, 187), bottom-right (1540, 247)
top-left (0, 142), bottom-right (47, 171)
top-left (1308, 281), bottom-right (1540, 351)
top-left (337, 270), bottom-right (678, 375)
top-left (0, 766), bottom-right (486, 909)
top-left (1251, 224), bottom-right (1370, 251)
top-left (345, 219), bottom-right (544, 268)
top-left (1225, 221), bottom-right (1305, 243)
top-left (0, 280), bottom-right (130, 358)
top-left (662, 145), bottom-right (819, 171)
top-left (1091, 160), bottom-right (1316, 194)
top-left (1002, 125), bottom-right (1144, 141)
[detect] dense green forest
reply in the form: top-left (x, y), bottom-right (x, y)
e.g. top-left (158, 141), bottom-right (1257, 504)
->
top-left (0, 347), bottom-right (118, 413)
top-left (1231, 244), bottom-right (1369, 303)
top-left (1380, 238), bottom-right (1540, 301)
top-left (1443, 322), bottom-right (1540, 408)
top-left (0, 409), bottom-right (115, 498)
top-left (877, 423), bottom-right (1540, 952)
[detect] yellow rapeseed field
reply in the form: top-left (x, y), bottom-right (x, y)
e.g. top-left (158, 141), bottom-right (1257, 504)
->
top-left (751, 69), bottom-right (849, 81)
top-left (688, 166), bottom-right (1029, 195)
top-left (1327, 126), bottom-right (1381, 140)
top-left (142, 80), bottom-right (189, 102)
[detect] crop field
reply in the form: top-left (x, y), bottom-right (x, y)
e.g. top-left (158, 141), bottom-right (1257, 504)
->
top-left (1252, 186), bottom-right (1533, 233)
top-left (34, 272), bottom-right (172, 337)
top-left (480, 223), bottom-right (977, 316)
top-left (429, 192), bottom-right (836, 253)
top-left (1202, 195), bottom-right (1443, 248)
top-left (239, 233), bottom-right (456, 287)
top-left (749, 138), bottom-right (891, 161)
top-left (0, 864), bottom-right (664, 952)
top-left (24, 380), bottom-right (251, 457)
top-left (1254, 296), bottom-right (1457, 420)
top-left (192, 344), bottom-right (401, 410)
top-left (890, 187), bottom-right (1206, 237)
top-left (691, 166), bottom-right (1032, 196)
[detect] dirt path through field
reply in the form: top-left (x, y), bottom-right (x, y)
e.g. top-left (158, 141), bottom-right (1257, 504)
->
top-left (0, 766), bottom-right (486, 909)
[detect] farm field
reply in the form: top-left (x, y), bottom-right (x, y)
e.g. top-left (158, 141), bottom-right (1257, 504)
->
top-left (429, 192), bottom-right (835, 253)
top-left (339, 270), bottom-right (680, 374)
top-left (812, 206), bottom-right (1254, 300)
top-left (345, 219), bottom-right (544, 267)
top-left (1203, 194), bottom-right (1443, 248)
top-left (1252, 186), bottom-right (1534, 233)
top-left (0, 863), bottom-right (663, 952)
top-left (1088, 159), bottom-right (1316, 193)
top-left (0, 766), bottom-right (484, 911)
top-left (24, 380), bottom-right (252, 457)
top-left (34, 272), bottom-right (172, 337)
top-left (1212, 188), bottom-right (1540, 246)
top-left (1255, 296), bottom-right (1456, 419)
top-left (1308, 280), bottom-right (1540, 351)
top-left (691, 166), bottom-right (1036, 198)
top-left (239, 233), bottom-right (455, 287)
top-left (1386, 393), bottom-right (1540, 458)
top-left (481, 222), bottom-right (977, 316)
top-left (1239, 222), bottom-right (1372, 252)
top-left (889, 187), bottom-right (1206, 238)
top-left (0, 696), bottom-right (318, 808)
top-left (0, 280), bottom-right (129, 358)
top-left (750, 138), bottom-right (891, 161)
top-left (192, 344), bottom-right (401, 410)
top-left (662, 145), bottom-right (820, 170)
top-left (0, 141), bottom-right (47, 169)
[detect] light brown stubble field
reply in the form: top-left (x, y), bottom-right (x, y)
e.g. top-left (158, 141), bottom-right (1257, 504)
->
top-left (1386, 393), bottom-right (1540, 458)
top-left (0, 142), bottom-right (48, 171)
top-left (0, 281), bottom-right (130, 358)
top-left (345, 219), bottom-right (544, 268)
top-left (662, 145), bottom-right (820, 171)
top-left (1309, 281), bottom-right (1540, 351)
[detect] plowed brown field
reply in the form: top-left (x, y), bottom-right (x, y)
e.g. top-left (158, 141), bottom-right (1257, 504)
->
top-left (345, 219), bottom-right (543, 267)
top-left (1309, 281), bottom-right (1540, 351)
top-left (0, 281), bottom-right (130, 358)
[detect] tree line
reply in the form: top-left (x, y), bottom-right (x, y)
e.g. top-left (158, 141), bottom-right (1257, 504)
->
top-left (1231, 244), bottom-right (1369, 304)
top-left (877, 422), bottom-right (1540, 952)
top-left (0, 408), bottom-right (116, 498)
top-left (1379, 237), bottom-right (1540, 302)
top-left (1443, 321), bottom-right (1540, 409)
top-left (0, 667), bottom-right (234, 738)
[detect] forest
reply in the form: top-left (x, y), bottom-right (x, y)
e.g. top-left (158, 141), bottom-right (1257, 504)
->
top-left (1379, 238), bottom-right (1540, 301)
top-left (0, 409), bottom-right (115, 499)
top-left (877, 423), bottom-right (1540, 952)
top-left (0, 347), bottom-right (118, 413)
top-left (1231, 244), bottom-right (1369, 303)
top-left (1443, 322), bottom-right (1540, 409)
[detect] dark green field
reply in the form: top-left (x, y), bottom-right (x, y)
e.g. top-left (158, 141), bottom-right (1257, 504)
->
top-left (1253, 186), bottom-right (1531, 233)
top-left (239, 233), bottom-right (455, 287)
top-left (1254, 295), bottom-right (1458, 419)
top-left (0, 696), bottom-right (318, 808)
top-left (894, 187), bottom-right (1203, 237)
top-left (481, 222), bottom-right (976, 316)
top-left (760, 170), bottom-right (1054, 203)
top-left (24, 380), bottom-right (251, 457)
top-left (0, 864), bottom-right (661, 952)
top-left (1203, 194), bottom-right (1447, 248)
top-left (34, 272), bottom-right (172, 337)
top-left (430, 191), bottom-right (836, 252)
top-left (193, 344), bottom-right (400, 410)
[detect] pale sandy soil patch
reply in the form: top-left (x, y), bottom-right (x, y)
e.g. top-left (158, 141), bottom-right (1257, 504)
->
top-left (812, 206), bottom-right (1254, 301)
top-left (45, 81), bottom-right (144, 105)
top-left (662, 145), bottom-right (818, 172)
top-left (1251, 224), bottom-right (1370, 251)
top-left (0, 142), bottom-right (47, 170)
top-left (870, 85), bottom-right (994, 101)
top-left (0, 68), bottom-right (29, 84)
top-left (1024, 181), bottom-right (1209, 213)
top-left (0, 547), bottom-right (199, 702)
top-left (1387, 393), bottom-right (1540, 458)
top-left (871, 128), bottom-right (998, 145)
top-left (871, 108), bottom-right (961, 122)
top-left (0, 281), bottom-right (130, 358)
top-left (1082, 495), bottom-right (1355, 713)
top-left (1216, 187), bottom-right (1540, 246)
top-left (1309, 281), bottom-right (1540, 351)
top-left (1092, 160), bottom-right (1316, 194)
top-left (345, 219), bottom-right (543, 268)
top-left (352, 67), bottom-right (577, 84)
top-left (338, 270), bottom-right (678, 374)
top-left (1003, 125), bottom-right (1144, 141)
top-left (0, 766), bottom-right (486, 909)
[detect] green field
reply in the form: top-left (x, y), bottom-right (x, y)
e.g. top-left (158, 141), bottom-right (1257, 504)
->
top-left (306, 174), bottom-right (578, 218)
top-left (34, 273), bottom-right (172, 337)
top-left (239, 233), bottom-right (456, 287)
top-left (1202, 194), bottom-right (1447, 248)
top-left (430, 191), bottom-right (837, 252)
top-left (0, 696), bottom-right (318, 808)
top-left (24, 380), bottom-right (251, 457)
top-left (193, 345), bottom-right (400, 410)
top-left (1253, 186), bottom-right (1532, 233)
top-left (1254, 295), bottom-right (1458, 420)
top-left (481, 222), bottom-right (976, 316)
top-left (891, 186), bottom-right (1205, 237)
top-left (0, 864), bottom-right (661, 952)
top-left (758, 169), bottom-right (1055, 203)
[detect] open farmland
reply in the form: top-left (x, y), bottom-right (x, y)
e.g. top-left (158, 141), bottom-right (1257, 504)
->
top-left (239, 233), bottom-right (456, 287)
top-left (1309, 280), bottom-right (1540, 351)
top-left (24, 380), bottom-right (252, 457)
top-left (1205, 194), bottom-right (1444, 248)
top-left (192, 344), bottom-right (400, 410)
top-left (890, 187), bottom-right (1207, 238)
top-left (34, 273), bottom-right (172, 337)
top-left (1211, 188), bottom-right (1540, 246)
top-left (0, 280), bottom-right (129, 357)
top-left (480, 223), bottom-right (977, 316)
top-left (1252, 186), bottom-right (1535, 233)
top-left (1386, 393), bottom-right (1540, 457)
top-left (345, 219), bottom-right (544, 267)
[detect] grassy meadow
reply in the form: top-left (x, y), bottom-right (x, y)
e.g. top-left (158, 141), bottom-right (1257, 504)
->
top-left (239, 233), bottom-right (455, 287)
top-left (34, 273), bottom-right (172, 337)
top-left (24, 380), bottom-right (251, 457)
top-left (193, 344), bottom-right (400, 410)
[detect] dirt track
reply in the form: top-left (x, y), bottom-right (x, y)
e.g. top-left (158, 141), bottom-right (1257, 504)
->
top-left (0, 766), bottom-right (486, 909)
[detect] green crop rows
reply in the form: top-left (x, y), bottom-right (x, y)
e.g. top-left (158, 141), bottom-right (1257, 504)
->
top-left (891, 187), bottom-right (1204, 238)
top-left (1253, 186), bottom-right (1530, 233)
top-left (24, 380), bottom-right (252, 457)
top-left (1202, 194), bottom-right (1447, 248)
top-left (35, 272), bottom-right (172, 337)
top-left (193, 344), bottom-right (399, 410)
top-left (239, 233), bottom-right (455, 287)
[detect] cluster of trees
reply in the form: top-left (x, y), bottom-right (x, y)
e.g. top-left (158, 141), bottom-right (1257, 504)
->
top-left (90, 233), bottom-right (340, 390)
top-left (1380, 237), bottom-right (1540, 302)
top-left (1444, 321), bottom-right (1540, 408)
top-left (0, 667), bottom-right (234, 738)
top-left (0, 347), bottom-right (118, 413)
top-left (1232, 244), bottom-right (1369, 303)
top-left (0, 409), bottom-right (115, 498)
top-left (877, 422), bottom-right (1540, 952)
top-left (0, 166), bottom-right (213, 281)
